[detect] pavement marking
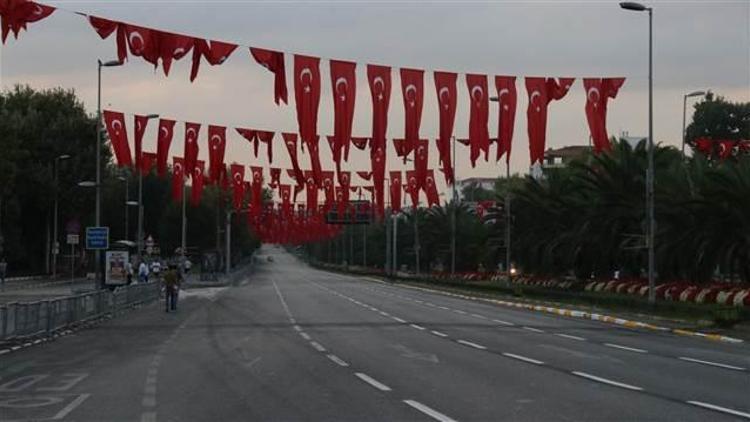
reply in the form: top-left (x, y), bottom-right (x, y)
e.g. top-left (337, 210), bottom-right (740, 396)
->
top-left (37, 373), bottom-right (89, 392)
top-left (403, 400), bottom-right (457, 422)
top-left (686, 401), bottom-right (750, 419)
top-left (457, 340), bottom-right (487, 350)
top-left (300, 332), bottom-right (311, 341)
top-left (522, 326), bottom-right (545, 333)
top-left (310, 341), bottom-right (326, 352)
top-left (431, 330), bottom-right (449, 337)
top-left (604, 343), bottom-right (648, 353)
top-left (502, 352), bottom-right (544, 365)
top-left (380, 311), bottom-right (390, 317)
top-left (471, 314), bottom-right (488, 319)
top-left (409, 324), bottom-right (426, 331)
top-left (555, 333), bottom-right (586, 341)
top-left (355, 373), bottom-right (392, 392)
top-left (327, 354), bottom-right (350, 367)
top-left (493, 319), bottom-right (514, 326)
top-left (678, 357), bottom-right (746, 371)
top-left (392, 317), bottom-right (407, 323)
top-left (453, 310), bottom-right (468, 315)
top-left (572, 371), bottom-right (643, 391)
top-left (293, 325), bottom-right (302, 332)
top-left (414, 300), bottom-right (424, 304)
top-left (438, 306), bottom-right (450, 310)
top-left (51, 393), bottom-right (91, 420)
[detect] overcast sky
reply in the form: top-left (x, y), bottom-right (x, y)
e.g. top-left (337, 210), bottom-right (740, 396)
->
top-left (1, 0), bottom-right (748, 196)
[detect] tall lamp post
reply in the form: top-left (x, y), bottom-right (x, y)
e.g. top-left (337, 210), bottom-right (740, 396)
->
top-left (490, 96), bottom-right (513, 278)
top-left (620, 1), bottom-right (656, 304)
top-left (450, 136), bottom-right (457, 275)
top-left (681, 90), bottom-right (707, 157)
top-left (52, 154), bottom-right (71, 278)
top-left (135, 114), bottom-right (159, 262)
top-left (96, 58), bottom-right (123, 287)
top-left (117, 175), bottom-right (129, 241)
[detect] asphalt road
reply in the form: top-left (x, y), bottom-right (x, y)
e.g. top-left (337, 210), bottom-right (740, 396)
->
top-left (2, 245), bottom-right (749, 421)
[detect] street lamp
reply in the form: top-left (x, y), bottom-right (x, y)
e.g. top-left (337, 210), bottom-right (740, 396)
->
top-left (117, 175), bottom-right (129, 242)
top-left (682, 90), bottom-right (707, 157)
top-left (620, 1), bottom-right (656, 304)
top-left (52, 154), bottom-right (71, 278)
top-left (135, 114), bottom-right (159, 263)
top-left (490, 96), bottom-right (512, 279)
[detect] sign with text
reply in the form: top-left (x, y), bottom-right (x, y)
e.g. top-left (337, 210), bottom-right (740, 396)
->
top-left (85, 227), bottom-right (109, 250)
top-left (105, 250), bottom-right (129, 285)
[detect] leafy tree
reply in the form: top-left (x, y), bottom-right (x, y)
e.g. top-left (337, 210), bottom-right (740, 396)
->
top-left (685, 94), bottom-right (750, 160)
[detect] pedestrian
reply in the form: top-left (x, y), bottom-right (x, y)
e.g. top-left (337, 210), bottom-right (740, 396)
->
top-left (0, 257), bottom-right (7, 288)
top-left (138, 260), bottom-right (149, 284)
top-left (151, 260), bottom-right (162, 280)
top-left (163, 263), bottom-right (182, 312)
top-left (183, 258), bottom-right (192, 274)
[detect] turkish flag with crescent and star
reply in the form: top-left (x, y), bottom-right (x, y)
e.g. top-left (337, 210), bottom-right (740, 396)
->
top-left (207, 125), bottom-right (226, 183)
top-left (405, 170), bottom-right (420, 208)
top-left (413, 139), bottom-right (429, 190)
top-left (367, 64), bottom-right (391, 154)
top-left (279, 184), bottom-right (292, 216)
top-left (294, 54), bottom-right (321, 143)
top-left (257, 131), bottom-right (275, 163)
top-left (400, 68), bottom-right (424, 160)
top-left (526, 77), bottom-right (575, 164)
top-left (495, 76), bottom-right (517, 163)
top-left (250, 166), bottom-right (264, 218)
top-left (230, 163), bottom-right (245, 211)
top-left (102, 110), bottom-right (132, 168)
top-left (140, 152), bottom-right (157, 176)
top-left (371, 144), bottom-right (386, 216)
top-left (351, 137), bottom-right (369, 150)
top-left (305, 135), bottom-right (324, 186)
top-left (337, 171), bottom-right (351, 217)
top-left (467, 73), bottom-right (490, 167)
top-left (171, 157), bottom-right (185, 201)
top-left (584, 77), bottom-right (626, 154)
top-left (389, 171), bottom-right (402, 213)
top-left (282, 133), bottom-right (305, 187)
top-left (2, 1), bottom-right (55, 44)
top-left (424, 170), bottom-right (440, 207)
top-left (88, 16), bottom-right (127, 63)
top-left (157, 31), bottom-right (194, 77)
top-left (434, 71), bottom-right (457, 184)
top-left (191, 160), bottom-right (205, 206)
top-left (330, 60), bottom-right (357, 164)
top-left (123, 24), bottom-right (159, 66)
top-left (183, 122), bottom-right (201, 176)
top-left (156, 119), bottom-right (175, 177)
top-left (321, 171), bottom-right (336, 211)
top-left (304, 170), bottom-right (319, 211)
top-left (250, 47), bottom-right (288, 105)
top-left (270, 167), bottom-right (281, 187)
top-left (190, 39), bottom-right (237, 82)
top-left (133, 115), bottom-right (150, 169)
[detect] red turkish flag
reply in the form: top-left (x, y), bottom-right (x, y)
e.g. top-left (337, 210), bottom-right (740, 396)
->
top-left (357, 171), bottom-right (372, 181)
top-left (368, 64), bottom-right (391, 155)
top-left (207, 125), bottom-right (226, 183)
top-left (236, 127), bottom-right (259, 157)
top-left (413, 139), bottom-right (429, 190)
top-left (337, 171), bottom-right (352, 218)
top-left (392, 138), bottom-right (410, 158)
top-left (305, 135), bottom-right (323, 185)
top-left (89, 16), bottom-right (127, 64)
top-left (389, 171), bottom-right (402, 213)
top-left (190, 160), bottom-right (205, 206)
top-left (279, 184), bottom-right (292, 216)
top-left (351, 137), bottom-right (369, 150)
top-left (190, 39), bottom-right (237, 82)
top-left (405, 170), bottom-right (420, 208)
top-left (294, 55), bottom-right (321, 143)
top-left (371, 145), bottom-right (386, 216)
top-left (321, 171), bottom-right (336, 210)
top-left (401, 68), bottom-right (424, 158)
top-left (140, 152), bottom-right (157, 176)
top-left (270, 167), bottom-right (281, 187)
top-left (1, 0), bottom-right (55, 44)
top-left (434, 71), bottom-right (457, 184)
top-left (172, 157), bottom-right (185, 201)
top-left (283, 133), bottom-right (305, 186)
top-left (156, 31), bottom-right (194, 76)
top-left (123, 24), bottom-right (159, 66)
top-left (584, 77), bottom-right (626, 154)
top-left (102, 110), bottom-right (132, 168)
top-left (526, 77), bottom-right (575, 164)
top-left (133, 115), bottom-right (150, 169)
top-left (718, 140), bottom-right (736, 159)
top-left (183, 122), bottom-right (201, 176)
top-left (467, 74), bottom-right (490, 167)
top-left (250, 47), bottom-right (288, 105)
top-left (230, 164), bottom-right (245, 210)
top-left (257, 131), bottom-right (275, 163)
top-left (424, 170), bottom-right (440, 207)
top-left (304, 170), bottom-right (319, 211)
top-left (330, 60), bottom-right (357, 163)
top-left (156, 119), bottom-right (175, 177)
top-left (250, 166), bottom-right (264, 217)
top-left (495, 76), bottom-right (517, 163)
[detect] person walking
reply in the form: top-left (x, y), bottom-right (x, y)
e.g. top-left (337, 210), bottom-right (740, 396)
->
top-left (0, 257), bottom-right (7, 288)
top-left (163, 263), bottom-right (182, 312)
top-left (138, 260), bottom-right (149, 284)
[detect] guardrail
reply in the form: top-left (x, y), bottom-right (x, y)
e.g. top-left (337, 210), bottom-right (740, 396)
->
top-left (0, 282), bottom-right (160, 342)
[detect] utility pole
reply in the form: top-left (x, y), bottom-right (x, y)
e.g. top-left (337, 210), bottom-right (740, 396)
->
top-left (413, 206), bottom-right (420, 275)
top-left (451, 136), bottom-right (457, 275)
top-left (385, 208), bottom-right (391, 275)
top-left (392, 214), bottom-right (398, 274)
top-left (225, 210), bottom-right (231, 275)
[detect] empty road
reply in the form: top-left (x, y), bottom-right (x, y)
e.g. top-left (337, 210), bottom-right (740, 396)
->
top-left (2, 245), bottom-right (749, 421)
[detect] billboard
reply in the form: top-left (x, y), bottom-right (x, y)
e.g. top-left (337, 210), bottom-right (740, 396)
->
top-left (105, 250), bottom-right (129, 285)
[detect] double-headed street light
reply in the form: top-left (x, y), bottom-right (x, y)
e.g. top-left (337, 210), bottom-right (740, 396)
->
top-left (681, 90), bottom-right (707, 157)
top-left (52, 154), bottom-right (71, 278)
top-left (620, 1), bottom-right (656, 304)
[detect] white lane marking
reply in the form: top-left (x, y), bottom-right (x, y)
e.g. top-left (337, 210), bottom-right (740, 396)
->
top-left (471, 314), bottom-right (488, 319)
top-left (403, 399), bottom-right (457, 422)
top-left (522, 326), bottom-right (545, 333)
top-left (425, 302), bottom-right (436, 307)
top-left (555, 333), bottom-right (586, 341)
top-left (380, 311), bottom-right (390, 317)
top-left (392, 317), bottom-right (407, 323)
top-left (310, 341), bottom-right (326, 352)
top-left (431, 330), bottom-right (448, 338)
top-left (678, 357), bottom-right (746, 371)
top-left (414, 300), bottom-right (424, 304)
top-left (38, 373), bottom-right (89, 392)
top-left (355, 373), bottom-right (392, 391)
top-left (293, 325), bottom-right (302, 332)
top-left (300, 332), bottom-right (311, 341)
top-left (604, 343), bottom-right (648, 353)
top-left (0, 349), bottom-right (9, 355)
top-left (493, 319), bottom-right (514, 326)
top-left (572, 371), bottom-right (643, 391)
top-left (502, 352), bottom-right (544, 365)
top-left (454, 310), bottom-right (467, 315)
top-left (438, 306), bottom-right (450, 310)
top-left (52, 393), bottom-right (91, 420)
top-left (327, 354), bottom-right (350, 367)
top-left (409, 324), bottom-right (426, 331)
top-left (686, 400), bottom-right (750, 419)
top-left (457, 340), bottom-right (487, 350)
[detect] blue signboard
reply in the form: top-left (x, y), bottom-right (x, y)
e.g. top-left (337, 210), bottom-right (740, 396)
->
top-left (86, 226), bottom-right (109, 250)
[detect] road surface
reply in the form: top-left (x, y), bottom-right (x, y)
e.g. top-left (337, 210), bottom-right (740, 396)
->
top-left (1, 245), bottom-right (749, 421)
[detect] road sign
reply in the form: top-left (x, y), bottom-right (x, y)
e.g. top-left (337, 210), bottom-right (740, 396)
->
top-left (85, 226), bottom-right (109, 250)
top-left (66, 234), bottom-right (79, 245)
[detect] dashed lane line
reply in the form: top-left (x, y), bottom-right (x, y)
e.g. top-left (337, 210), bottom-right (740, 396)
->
top-left (355, 372), bottom-right (392, 392)
top-left (431, 330), bottom-right (449, 338)
top-left (571, 371), bottom-right (643, 391)
top-left (327, 354), bottom-right (350, 367)
top-left (392, 317), bottom-right (407, 323)
top-left (403, 399), bottom-right (458, 422)
top-left (522, 326), bottom-right (545, 333)
top-left (493, 319), bottom-right (514, 326)
top-left (409, 324), bottom-right (426, 331)
top-left (554, 333), bottom-right (586, 341)
top-left (457, 339), bottom-right (487, 350)
top-left (678, 357), bottom-right (746, 371)
top-left (310, 341), bottom-right (326, 352)
top-left (604, 343), bottom-right (648, 353)
top-left (502, 352), bottom-right (545, 365)
top-left (686, 401), bottom-right (750, 419)
top-left (300, 332), bottom-right (311, 341)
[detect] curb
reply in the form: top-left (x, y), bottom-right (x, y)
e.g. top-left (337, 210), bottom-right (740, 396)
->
top-left (361, 276), bottom-right (744, 345)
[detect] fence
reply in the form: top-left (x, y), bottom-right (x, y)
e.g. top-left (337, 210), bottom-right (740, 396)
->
top-left (0, 282), bottom-right (160, 342)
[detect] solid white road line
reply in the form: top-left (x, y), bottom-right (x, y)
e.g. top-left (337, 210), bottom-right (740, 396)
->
top-left (457, 340), bottom-right (487, 350)
top-left (392, 317), bottom-right (407, 323)
top-left (502, 352), bottom-right (544, 365)
top-left (431, 330), bottom-right (449, 338)
top-left (686, 401), bottom-right (750, 419)
top-left (493, 319), bottom-right (514, 326)
top-left (678, 357), bottom-right (746, 371)
top-left (355, 373), bottom-right (392, 391)
top-left (410, 324), bottom-right (426, 331)
top-left (604, 343), bottom-right (648, 353)
top-left (327, 354), bottom-right (350, 367)
top-left (522, 326), bottom-right (545, 333)
top-left (310, 341), bottom-right (326, 352)
top-left (555, 333), bottom-right (586, 341)
top-left (403, 400), bottom-right (458, 422)
top-left (572, 371), bottom-right (643, 391)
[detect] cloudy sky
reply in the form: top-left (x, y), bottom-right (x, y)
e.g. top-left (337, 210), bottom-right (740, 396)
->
top-left (1, 0), bottom-right (748, 196)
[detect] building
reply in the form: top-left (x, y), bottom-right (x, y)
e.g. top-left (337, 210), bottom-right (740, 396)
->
top-left (456, 177), bottom-right (496, 200)
top-left (541, 145), bottom-right (591, 168)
